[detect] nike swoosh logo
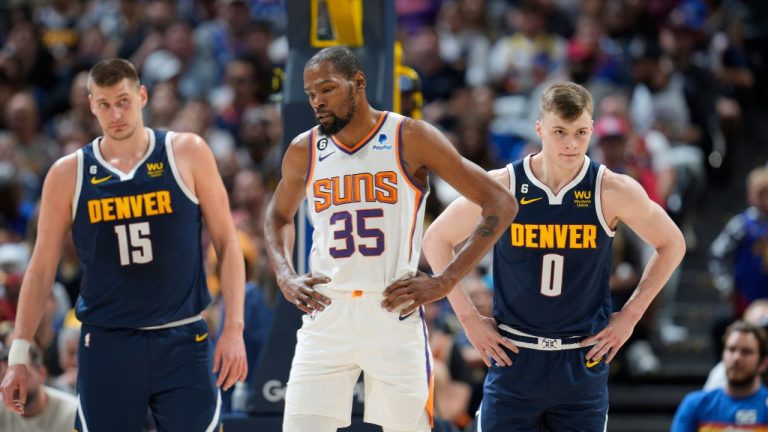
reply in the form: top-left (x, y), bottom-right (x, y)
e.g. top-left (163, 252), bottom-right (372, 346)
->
top-left (90, 175), bottom-right (112, 185)
top-left (519, 197), bottom-right (543, 205)
top-left (399, 311), bottom-right (416, 321)
top-left (586, 357), bottom-right (602, 368)
top-left (319, 151), bottom-right (336, 162)
top-left (195, 333), bottom-right (208, 342)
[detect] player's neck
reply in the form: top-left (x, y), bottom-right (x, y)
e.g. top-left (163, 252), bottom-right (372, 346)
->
top-left (99, 126), bottom-right (150, 166)
top-left (332, 105), bottom-right (382, 149)
top-left (530, 153), bottom-right (583, 195)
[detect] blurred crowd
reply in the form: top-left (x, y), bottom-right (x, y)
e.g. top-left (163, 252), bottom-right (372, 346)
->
top-left (0, 0), bottom-right (766, 430)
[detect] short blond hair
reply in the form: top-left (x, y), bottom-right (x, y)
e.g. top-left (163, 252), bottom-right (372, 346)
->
top-left (540, 81), bottom-right (593, 121)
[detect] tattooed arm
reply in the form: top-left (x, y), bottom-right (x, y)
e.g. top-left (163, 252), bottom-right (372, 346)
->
top-left (382, 120), bottom-right (517, 316)
top-left (420, 169), bottom-right (520, 366)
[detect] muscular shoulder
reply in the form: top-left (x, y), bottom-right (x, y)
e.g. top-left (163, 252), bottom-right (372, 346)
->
top-left (600, 168), bottom-right (647, 202)
top-left (599, 168), bottom-right (652, 225)
top-left (286, 129), bottom-right (312, 153)
top-left (400, 118), bottom-right (440, 144)
top-left (488, 167), bottom-right (510, 187)
top-left (169, 132), bottom-right (212, 160)
top-left (45, 151), bottom-right (79, 192)
top-left (399, 118), bottom-right (454, 166)
top-left (281, 130), bottom-right (314, 180)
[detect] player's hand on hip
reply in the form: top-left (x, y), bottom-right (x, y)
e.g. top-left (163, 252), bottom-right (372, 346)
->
top-left (581, 311), bottom-right (637, 364)
top-left (213, 327), bottom-right (249, 391)
top-left (381, 271), bottom-right (451, 316)
top-left (280, 273), bottom-right (332, 314)
top-left (463, 314), bottom-right (519, 367)
top-left (1, 364), bottom-right (29, 414)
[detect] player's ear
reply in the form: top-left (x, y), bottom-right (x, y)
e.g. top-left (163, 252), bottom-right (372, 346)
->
top-left (354, 72), bottom-right (365, 90)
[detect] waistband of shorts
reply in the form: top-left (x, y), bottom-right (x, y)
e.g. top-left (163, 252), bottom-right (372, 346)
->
top-left (498, 324), bottom-right (594, 351)
top-left (313, 286), bottom-right (386, 300)
top-left (139, 315), bottom-right (203, 330)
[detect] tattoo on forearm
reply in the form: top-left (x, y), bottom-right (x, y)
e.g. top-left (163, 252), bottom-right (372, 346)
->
top-left (476, 215), bottom-right (499, 237)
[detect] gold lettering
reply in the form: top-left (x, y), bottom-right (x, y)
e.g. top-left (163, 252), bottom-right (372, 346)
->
top-left (510, 223), bottom-right (524, 246)
top-left (101, 198), bottom-right (115, 221)
top-left (88, 200), bottom-right (102, 223)
top-left (144, 192), bottom-right (158, 216)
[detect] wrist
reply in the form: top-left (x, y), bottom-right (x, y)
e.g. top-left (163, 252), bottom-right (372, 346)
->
top-left (8, 339), bottom-right (32, 366)
top-left (222, 319), bottom-right (244, 333)
top-left (436, 273), bottom-right (458, 295)
top-left (456, 311), bottom-right (481, 326)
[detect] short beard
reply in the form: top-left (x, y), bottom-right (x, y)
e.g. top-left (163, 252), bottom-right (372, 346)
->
top-left (727, 370), bottom-right (760, 391)
top-left (318, 89), bottom-right (356, 135)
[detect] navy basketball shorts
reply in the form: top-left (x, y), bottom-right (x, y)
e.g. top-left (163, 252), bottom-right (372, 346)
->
top-left (74, 319), bottom-right (221, 432)
top-left (476, 336), bottom-right (609, 431)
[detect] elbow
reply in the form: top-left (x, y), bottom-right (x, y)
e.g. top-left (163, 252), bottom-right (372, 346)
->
top-left (496, 189), bottom-right (518, 225)
top-left (670, 227), bottom-right (687, 265)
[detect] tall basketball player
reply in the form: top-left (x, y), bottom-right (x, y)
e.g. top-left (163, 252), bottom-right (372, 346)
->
top-left (0, 59), bottom-right (247, 431)
top-left (264, 46), bottom-right (517, 432)
top-left (418, 82), bottom-right (686, 430)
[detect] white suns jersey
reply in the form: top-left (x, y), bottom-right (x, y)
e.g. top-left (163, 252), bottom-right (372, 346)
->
top-left (305, 112), bottom-right (428, 294)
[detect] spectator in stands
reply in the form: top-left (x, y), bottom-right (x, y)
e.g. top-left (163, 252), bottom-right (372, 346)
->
top-left (0, 343), bottom-right (77, 431)
top-left (709, 167), bottom-right (768, 318)
top-left (705, 299), bottom-right (768, 390)
top-left (4, 92), bottom-right (58, 184)
top-left (671, 321), bottom-right (768, 431)
top-left (488, 0), bottom-right (565, 95)
top-left (49, 311), bottom-right (80, 395)
top-left (0, 243), bottom-right (30, 322)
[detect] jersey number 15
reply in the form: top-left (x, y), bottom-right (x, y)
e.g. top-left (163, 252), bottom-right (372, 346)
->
top-left (114, 222), bottom-right (153, 266)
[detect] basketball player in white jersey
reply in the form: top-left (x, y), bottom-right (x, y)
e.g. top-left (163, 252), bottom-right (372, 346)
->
top-left (264, 46), bottom-right (517, 432)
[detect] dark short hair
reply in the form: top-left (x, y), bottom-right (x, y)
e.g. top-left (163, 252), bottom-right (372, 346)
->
top-left (305, 46), bottom-right (363, 80)
top-left (87, 58), bottom-right (140, 93)
top-left (724, 320), bottom-right (768, 360)
top-left (540, 81), bottom-right (593, 121)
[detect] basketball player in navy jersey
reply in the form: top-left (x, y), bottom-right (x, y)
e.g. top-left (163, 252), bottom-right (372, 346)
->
top-left (265, 46), bottom-right (516, 432)
top-left (0, 59), bottom-right (247, 431)
top-left (415, 82), bottom-right (687, 430)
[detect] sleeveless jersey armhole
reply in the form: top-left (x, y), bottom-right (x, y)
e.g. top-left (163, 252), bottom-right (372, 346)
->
top-left (165, 131), bottom-right (199, 204)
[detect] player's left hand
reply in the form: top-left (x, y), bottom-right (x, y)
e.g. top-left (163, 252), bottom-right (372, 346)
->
top-left (213, 327), bottom-right (248, 391)
top-left (382, 271), bottom-right (451, 316)
top-left (581, 310), bottom-right (637, 364)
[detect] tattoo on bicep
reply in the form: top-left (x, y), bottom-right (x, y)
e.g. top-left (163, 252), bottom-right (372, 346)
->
top-left (476, 215), bottom-right (499, 237)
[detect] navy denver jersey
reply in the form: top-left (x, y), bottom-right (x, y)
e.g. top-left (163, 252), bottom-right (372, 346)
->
top-left (493, 154), bottom-right (614, 338)
top-left (72, 128), bottom-right (210, 328)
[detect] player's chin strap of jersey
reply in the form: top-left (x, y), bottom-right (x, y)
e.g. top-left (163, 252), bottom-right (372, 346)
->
top-left (498, 324), bottom-right (597, 351)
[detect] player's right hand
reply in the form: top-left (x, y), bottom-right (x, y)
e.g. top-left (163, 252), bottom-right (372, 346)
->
top-left (280, 273), bottom-right (332, 314)
top-left (462, 314), bottom-right (519, 367)
top-left (1, 364), bottom-right (29, 414)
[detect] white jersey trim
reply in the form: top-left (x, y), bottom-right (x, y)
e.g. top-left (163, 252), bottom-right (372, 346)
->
top-left (595, 165), bottom-right (615, 237)
top-left (165, 131), bottom-right (199, 204)
top-left (92, 127), bottom-right (156, 181)
top-left (506, 163), bottom-right (516, 193)
top-left (523, 154), bottom-right (590, 205)
top-left (72, 149), bottom-right (83, 221)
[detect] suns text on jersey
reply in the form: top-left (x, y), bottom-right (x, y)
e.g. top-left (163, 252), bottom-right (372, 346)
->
top-left (312, 171), bottom-right (398, 213)
top-left (87, 190), bottom-right (173, 223)
top-left (510, 223), bottom-right (598, 249)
